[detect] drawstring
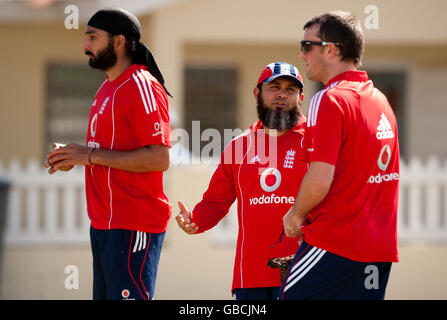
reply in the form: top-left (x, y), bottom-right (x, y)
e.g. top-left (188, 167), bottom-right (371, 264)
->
top-left (269, 228), bottom-right (285, 249)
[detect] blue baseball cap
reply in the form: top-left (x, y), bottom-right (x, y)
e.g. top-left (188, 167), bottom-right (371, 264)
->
top-left (257, 62), bottom-right (304, 90)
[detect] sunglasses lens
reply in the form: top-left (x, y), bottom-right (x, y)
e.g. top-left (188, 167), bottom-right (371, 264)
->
top-left (301, 44), bottom-right (311, 53)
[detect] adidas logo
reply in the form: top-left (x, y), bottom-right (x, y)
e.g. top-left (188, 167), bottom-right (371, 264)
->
top-left (376, 113), bottom-right (394, 140)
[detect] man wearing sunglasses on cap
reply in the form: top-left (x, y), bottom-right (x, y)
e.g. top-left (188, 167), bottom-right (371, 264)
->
top-left (281, 11), bottom-right (400, 300)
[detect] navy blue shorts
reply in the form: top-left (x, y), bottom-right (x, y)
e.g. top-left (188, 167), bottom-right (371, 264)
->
top-left (234, 287), bottom-right (280, 300)
top-left (90, 226), bottom-right (165, 300)
top-left (278, 241), bottom-right (392, 300)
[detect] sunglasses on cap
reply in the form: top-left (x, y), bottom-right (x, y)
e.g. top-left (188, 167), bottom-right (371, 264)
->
top-left (300, 40), bottom-right (341, 53)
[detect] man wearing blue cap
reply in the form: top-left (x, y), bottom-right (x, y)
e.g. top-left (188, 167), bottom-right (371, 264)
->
top-left (176, 62), bottom-right (308, 300)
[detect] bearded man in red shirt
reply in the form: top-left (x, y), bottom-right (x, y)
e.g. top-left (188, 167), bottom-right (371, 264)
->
top-left (45, 7), bottom-right (172, 300)
top-left (177, 62), bottom-right (308, 300)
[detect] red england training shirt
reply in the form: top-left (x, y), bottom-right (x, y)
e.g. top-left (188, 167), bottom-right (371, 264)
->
top-left (85, 64), bottom-right (172, 233)
top-left (302, 70), bottom-right (400, 262)
top-left (191, 117), bottom-right (308, 292)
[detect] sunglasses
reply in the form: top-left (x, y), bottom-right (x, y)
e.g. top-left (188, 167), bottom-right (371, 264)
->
top-left (300, 40), bottom-right (341, 53)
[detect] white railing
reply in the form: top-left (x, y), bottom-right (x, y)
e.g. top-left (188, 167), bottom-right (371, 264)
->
top-left (398, 157), bottom-right (447, 242)
top-left (0, 158), bottom-right (89, 246)
top-left (0, 156), bottom-right (446, 246)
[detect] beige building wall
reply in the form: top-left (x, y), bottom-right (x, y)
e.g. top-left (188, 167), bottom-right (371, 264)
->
top-left (1, 0), bottom-right (447, 300)
top-left (183, 43), bottom-right (447, 159)
top-left (363, 46), bottom-right (447, 160)
top-left (147, 0), bottom-right (447, 160)
top-left (1, 0), bottom-right (447, 161)
top-left (184, 43), bottom-right (311, 130)
top-left (0, 24), bottom-right (87, 164)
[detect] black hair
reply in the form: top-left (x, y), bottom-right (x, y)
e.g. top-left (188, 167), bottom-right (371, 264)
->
top-left (124, 37), bottom-right (172, 97)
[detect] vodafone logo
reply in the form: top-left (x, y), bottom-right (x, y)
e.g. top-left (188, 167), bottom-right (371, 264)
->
top-left (90, 113), bottom-right (98, 138)
top-left (249, 194), bottom-right (295, 206)
top-left (249, 168), bottom-right (291, 206)
top-left (260, 168), bottom-right (281, 192)
top-left (368, 144), bottom-right (399, 184)
top-left (121, 289), bottom-right (130, 299)
top-left (152, 122), bottom-right (162, 137)
top-left (378, 144), bottom-right (391, 171)
top-left (368, 172), bottom-right (399, 184)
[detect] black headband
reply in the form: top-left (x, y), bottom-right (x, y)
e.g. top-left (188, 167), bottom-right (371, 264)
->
top-left (87, 7), bottom-right (141, 40)
top-left (87, 7), bottom-right (172, 98)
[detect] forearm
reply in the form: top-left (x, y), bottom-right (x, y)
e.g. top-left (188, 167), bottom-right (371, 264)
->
top-left (90, 145), bottom-right (170, 172)
top-left (290, 175), bottom-right (329, 220)
top-left (191, 201), bottom-right (230, 233)
top-left (190, 162), bottom-right (237, 233)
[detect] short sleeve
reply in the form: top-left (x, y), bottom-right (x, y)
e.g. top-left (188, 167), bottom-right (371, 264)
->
top-left (130, 71), bottom-right (172, 148)
top-left (306, 92), bottom-right (344, 165)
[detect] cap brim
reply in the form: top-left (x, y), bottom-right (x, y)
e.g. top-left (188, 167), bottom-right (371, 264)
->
top-left (263, 74), bottom-right (304, 89)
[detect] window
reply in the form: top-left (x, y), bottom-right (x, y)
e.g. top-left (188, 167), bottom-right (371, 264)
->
top-left (45, 63), bottom-right (104, 154)
top-left (184, 66), bottom-right (238, 159)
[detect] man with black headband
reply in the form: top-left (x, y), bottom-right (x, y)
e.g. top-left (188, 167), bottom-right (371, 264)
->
top-left (176, 62), bottom-right (308, 300)
top-left (45, 7), bottom-right (172, 300)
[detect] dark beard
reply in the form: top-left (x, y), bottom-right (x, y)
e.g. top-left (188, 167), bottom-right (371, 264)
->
top-left (256, 96), bottom-right (300, 131)
top-left (86, 38), bottom-right (117, 71)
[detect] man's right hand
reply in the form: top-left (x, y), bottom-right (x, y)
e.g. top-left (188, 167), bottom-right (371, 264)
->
top-left (175, 200), bottom-right (199, 234)
top-left (45, 143), bottom-right (75, 174)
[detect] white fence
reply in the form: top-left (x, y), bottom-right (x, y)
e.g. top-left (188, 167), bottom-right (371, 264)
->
top-left (0, 158), bottom-right (89, 246)
top-left (398, 157), bottom-right (447, 242)
top-left (0, 156), bottom-right (447, 246)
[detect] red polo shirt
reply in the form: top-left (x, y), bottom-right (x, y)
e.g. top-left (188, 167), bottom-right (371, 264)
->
top-left (302, 70), bottom-right (400, 262)
top-left (85, 64), bottom-right (172, 233)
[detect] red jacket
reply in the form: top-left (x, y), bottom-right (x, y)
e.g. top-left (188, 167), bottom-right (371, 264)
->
top-left (191, 116), bottom-right (308, 292)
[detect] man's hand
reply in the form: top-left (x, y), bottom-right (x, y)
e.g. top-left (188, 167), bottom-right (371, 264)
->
top-left (45, 143), bottom-right (89, 174)
top-left (283, 206), bottom-right (305, 238)
top-left (175, 200), bottom-right (199, 235)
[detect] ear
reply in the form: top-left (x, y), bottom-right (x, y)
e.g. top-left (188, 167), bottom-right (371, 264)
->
top-left (326, 43), bottom-right (340, 59)
top-left (300, 92), bottom-right (305, 102)
top-left (253, 86), bottom-right (260, 101)
top-left (114, 34), bottom-right (126, 50)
